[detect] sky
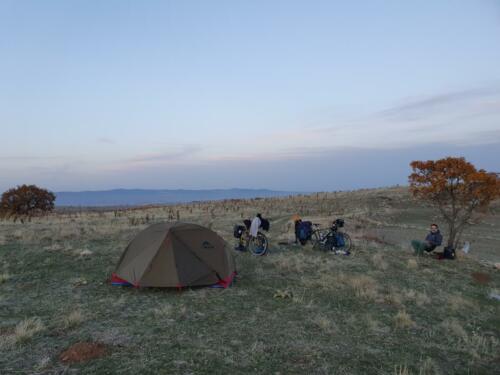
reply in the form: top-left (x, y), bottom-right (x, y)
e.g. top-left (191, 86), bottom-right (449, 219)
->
top-left (0, 0), bottom-right (499, 192)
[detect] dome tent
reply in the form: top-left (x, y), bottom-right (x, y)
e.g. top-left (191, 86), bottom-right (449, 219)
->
top-left (111, 222), bottom-right (236, 288)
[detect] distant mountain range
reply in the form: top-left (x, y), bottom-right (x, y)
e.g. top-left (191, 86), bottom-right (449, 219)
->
top-left (55, 188), bottom-right (299, 207)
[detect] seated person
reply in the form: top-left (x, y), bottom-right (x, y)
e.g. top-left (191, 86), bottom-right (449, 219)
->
top-left (411, 223), bottom-right (443, 256)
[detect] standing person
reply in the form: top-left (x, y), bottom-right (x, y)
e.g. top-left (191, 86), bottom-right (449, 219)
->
top-left (250, 213), bottom-right (262, 238)
top-left (411, 224), bottom-right (443, 256)
top-left (291, 214), bottom-right (302, 244)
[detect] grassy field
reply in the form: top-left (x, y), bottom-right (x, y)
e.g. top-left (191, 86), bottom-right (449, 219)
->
top-left (1, 187), bottom-right (499, 374)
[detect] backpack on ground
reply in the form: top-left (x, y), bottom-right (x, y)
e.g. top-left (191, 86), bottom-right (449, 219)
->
top-left (298, 221), bottom-right (312, 245)
top-left (260, 218), bottom-right (270, 231)
top-left (233, 225), bottom-right (246, 239)
top-left (335, 233), bottom-right (345, 247)
top-left (443, 246), bottom-right (456, 260)
top-left (243, 219), bottom-right (252, 230)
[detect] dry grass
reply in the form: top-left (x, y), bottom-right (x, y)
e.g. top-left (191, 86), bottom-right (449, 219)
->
top-left (394, 310), bottom-right (415, 329)
top-left (312, 315), bottom-right (337, 334)
top-left (418, 357), bottom-right (440, 375)
top-left (153, 303), bottom-right (174, 319)
top-left (441, 319), bottom-right (468, 341)
top-left (362, 314), bottom-right (385, 333)
top-left (0, 187), bottom-right (498, 373)
top-left (76, 249), bottom-right (93, 257)
top-left (385, 287), bottom-right (404, 306)
top-left (414, 292), bottom-right (431, 306)
top-left (346, 275), bottom-right (379, 300)
top-left (404, 289), bottom-right (431, 306)
top-left (35, 356), bottom-right (51, 371)
top-left (446, 295), bottom-right (474, 311)
top-left (267, 253), bottom-right (306, 273)
top-left (407, 258), bottom-right (418, 269)
top-left (467, 332), bottom-right (499, 359)
top-left (43, 242), bottom-right (65, 252)
top-left (0, 272), bottom-right (11, 284)
top-left (394, 364), bottom-right (411, 375)
top-left (371, 253), bottom-right (388, 270)
top-left (63, 309), bottom-right (85, 329)
top-left (12, 317), bottom-right (45, 344)
top-left (441, 319), bottom-right (499, 359)
top-left (71, 277), bottom-right (88, 287)
top-left (291, 289), bottom-right (315, 307)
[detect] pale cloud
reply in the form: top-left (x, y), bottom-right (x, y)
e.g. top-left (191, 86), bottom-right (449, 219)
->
top-left (0, 155), bottom-right (64, 162)
top-left (95, 144), bottom-right (205, 173)
top-left (377, 85), bottom-right (500, 121)
top-left (103, 85), bottom-right (500, 167)
top-left (127, 145), bottom-right (203, 163)
top-left (258, 84), bottom-right (500, 151)
top-left (4, 85), bottom-right (498, 191)
top-left (97, 137), bottom-right (115, 144)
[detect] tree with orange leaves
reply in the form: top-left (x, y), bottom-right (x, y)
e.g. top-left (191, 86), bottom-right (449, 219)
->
top-left (409, 157), bottom-right (499, 250)
top-left (0, 184), bottom-right (56, 223)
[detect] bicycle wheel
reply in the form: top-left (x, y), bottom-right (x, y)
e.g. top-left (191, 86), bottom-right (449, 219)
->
top-left (327, 232), bottom-right (352, 254)
top-left (311, 228), bottom-right (329, 250)
top-left (342, 233), bottom-right (353, 252)
top-left (249, 232), bottom-right (268, 256)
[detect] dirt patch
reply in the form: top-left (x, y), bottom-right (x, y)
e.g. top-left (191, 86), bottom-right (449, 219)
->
top-left (471, 272), bottom-right (491, 285)
top-left (59, 342), bottom-right (108, 364)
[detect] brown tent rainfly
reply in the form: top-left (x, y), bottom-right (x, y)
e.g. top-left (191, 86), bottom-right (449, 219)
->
top-left (111, 222), bottom-right (236, 288)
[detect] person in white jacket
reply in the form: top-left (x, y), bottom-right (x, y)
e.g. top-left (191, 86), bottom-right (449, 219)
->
top-left (249, 214), bottom-right (262, 238)
top-left (234, 214), bottom-right (263, 252)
